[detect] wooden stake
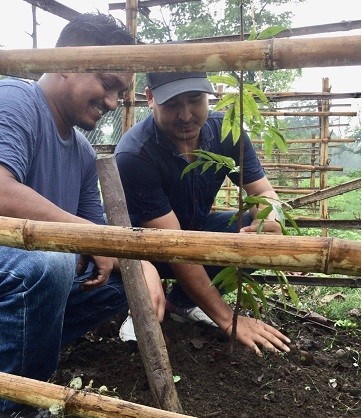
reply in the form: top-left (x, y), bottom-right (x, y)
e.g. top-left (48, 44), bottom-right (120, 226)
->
top-left (96, 156), bottom-right (182, 413)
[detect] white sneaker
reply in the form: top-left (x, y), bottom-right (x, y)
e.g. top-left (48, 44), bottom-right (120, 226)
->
top-left (166, 302), bottom-right (218, 327)
top-left (119, 315), bottom-right (137, 342)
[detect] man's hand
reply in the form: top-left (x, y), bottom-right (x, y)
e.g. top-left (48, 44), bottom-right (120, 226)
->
top-left (224, 316), bottom-right (291, 357)
top-left (77, 254), bottom-right (114, 290)
top-left (240, 219), bottom-right (282, 235)
top-left (141, 261), bottom-right (166, 322)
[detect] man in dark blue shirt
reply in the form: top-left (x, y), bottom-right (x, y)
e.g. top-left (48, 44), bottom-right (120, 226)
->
top-left (115, 71), bottom-right (291, 356)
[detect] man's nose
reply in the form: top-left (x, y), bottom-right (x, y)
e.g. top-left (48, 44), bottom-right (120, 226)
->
top-left (104, 90), bottom-right (119, 111)
top-left (178, 104), bottom-right (192, 122)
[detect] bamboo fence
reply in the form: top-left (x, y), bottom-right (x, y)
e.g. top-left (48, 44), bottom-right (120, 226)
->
top-left (0, 216), bottom-right (359, 276)
top-left (0, 3), bottom-right (361, 415)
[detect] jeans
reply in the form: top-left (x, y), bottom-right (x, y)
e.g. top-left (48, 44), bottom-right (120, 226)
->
top-left (157, 210), bottom-right (253, 308)
top-left (0, 247), bottom-right (128, 414)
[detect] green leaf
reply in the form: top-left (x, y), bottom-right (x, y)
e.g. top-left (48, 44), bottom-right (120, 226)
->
top-left (181, 160), bottom-right (204, 178)
top-left (231, 98), bottom-right (241, 145)
top-left (270, 204), bottom-right (285, 223)
top-left (268, 125), bottom-right (288, 153)
top-left (211, 266), bottom-right (238, 292)
top-left (287, 284), bottom-right (300, 309)
top-left (242, 289), bottom-right (261, 319)
top-left (244, 83), bottom-right (269, 105)
top-left (228, 212), bottom-right (239, 226)
top-left (262, 132), bottom-right (274, 158)
top-left (243, 276), bottom-right (268, 310)
top-left (248, 25), bottom-right (258, 41)
top-left (221, 107), bottom-right (233, 141)
top-left (257, 25), bottom-right (287, 40)
top-left (256, 219), bottom-right (265, 233)
top-left (213, 92), bottom-right (237, 111)
top-left (201, 161), bottom-right (214, 173)
top-left (254, 206), bottom-right (272, 220)
top-left (283, 211), bottom-right (301, 235)
top-left (208, 74), bottom-right (239, 88)
top-left (69, 377), bottom-right (83, 390)
top-left (173, 375), bottom-right (181, 383)
top-left (244, 195), bottom-right (270, 206)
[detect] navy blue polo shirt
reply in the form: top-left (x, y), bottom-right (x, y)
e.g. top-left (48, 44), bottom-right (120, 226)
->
top-left (115, 111), bottom-right (265, 230)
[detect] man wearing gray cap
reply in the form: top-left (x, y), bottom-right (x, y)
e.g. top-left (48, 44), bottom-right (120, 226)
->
top-left (115, 71), bottom-right (291, 356)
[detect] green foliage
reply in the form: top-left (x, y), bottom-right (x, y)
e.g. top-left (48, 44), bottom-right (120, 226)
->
top-left (212, 267), bottom-right (300, 318)
top-left (137, 0), bottom-right (306, 92)
top-left (248, 24), bottom-right (287, 40)
top-left (181, 149), bottom-right (237, 177)
top-left (207, 73), bottom-right (288, 156)
top-left (211, 268), bottom-right (268, 318)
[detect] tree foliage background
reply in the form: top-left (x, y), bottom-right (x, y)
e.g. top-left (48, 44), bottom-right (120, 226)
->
top-left (136, 0), bottom-right (305, 92)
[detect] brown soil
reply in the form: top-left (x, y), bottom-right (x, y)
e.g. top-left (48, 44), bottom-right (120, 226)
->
top-left (52, 305), bottom-right (361, 418)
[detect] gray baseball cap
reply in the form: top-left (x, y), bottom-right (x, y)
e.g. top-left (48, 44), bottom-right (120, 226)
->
top-left (146, 71), bottom-right (214, 104)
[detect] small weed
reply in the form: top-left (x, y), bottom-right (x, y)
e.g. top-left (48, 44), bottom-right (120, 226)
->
top-left (335, 319), bottom-right (358, 329)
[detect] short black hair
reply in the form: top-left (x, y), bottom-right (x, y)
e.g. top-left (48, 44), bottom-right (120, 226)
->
top-left (55, 12), bottom-right (134, 47)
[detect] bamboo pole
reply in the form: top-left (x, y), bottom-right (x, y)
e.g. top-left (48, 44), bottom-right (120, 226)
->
top-left (0, 36), bottom-right (360, 77)
top-left (97, 157), bottom-right (182, 413)
top-left (319, 78), bottom-right (331, 237)
top-left (0, 216), bottom-right (359, 276)
top-left (251, 138), bottom-right (356, 144)
top-left (285, 178), bottom-right (361, 209)
top-left (121, 0), bottom-right (137, 134)
top-left (91, 136), bottom-right (356, 155)
top-left (260, 111), bottom-right (357, 117)
top-left (0, 372), bottom-right (193, 418)
top-left (261, 163), bottom-right (342, 171)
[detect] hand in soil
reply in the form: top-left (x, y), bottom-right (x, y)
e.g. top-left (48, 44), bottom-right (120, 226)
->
top-left (228, 316), bottom-right (291, 356)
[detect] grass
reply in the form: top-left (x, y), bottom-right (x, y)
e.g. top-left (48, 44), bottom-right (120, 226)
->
top-left (217, 171), bottom-right (361, 322)
top-left (297, 286), bottom-right (360, 322)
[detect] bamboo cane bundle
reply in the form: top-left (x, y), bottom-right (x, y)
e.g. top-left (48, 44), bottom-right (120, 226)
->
top-left (0, 216), bottom-right (359, 276)
top-left (0, 36), bottom-right (360, 77)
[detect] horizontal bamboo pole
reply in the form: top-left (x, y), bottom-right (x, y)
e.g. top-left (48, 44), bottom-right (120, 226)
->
top-left (262, 163), bottom-right (343, 171)
top-left (0, 216), bottom-right (359, 276)
top-left (0, 372), bottom-right (193, 418)
top-left (0, 36), bottom-right (360, 76)
top-left (260, 111), bottom-right (357, 117)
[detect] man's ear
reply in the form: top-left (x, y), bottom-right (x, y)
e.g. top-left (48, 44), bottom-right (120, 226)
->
top-left (145, 87), bottom-right (154, 108)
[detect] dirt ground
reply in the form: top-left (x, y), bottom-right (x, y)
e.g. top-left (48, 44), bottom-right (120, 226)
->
top-left (51, 302), bottom-right (361, 418)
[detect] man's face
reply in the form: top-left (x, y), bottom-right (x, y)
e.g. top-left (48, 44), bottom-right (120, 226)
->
top-left (62, 72), bottom-right (133, 131)
top-left (146, 89), bottom-right (209, 144)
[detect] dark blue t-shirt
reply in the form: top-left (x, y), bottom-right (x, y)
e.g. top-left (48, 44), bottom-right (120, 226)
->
top-left (115, 111), bottom-right (265, 230)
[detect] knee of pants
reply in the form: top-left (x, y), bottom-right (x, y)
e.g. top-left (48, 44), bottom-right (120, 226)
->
top-left (0, 248), bottom-right (76, 299)
top-left (28, 251), bottom-right (75, 289)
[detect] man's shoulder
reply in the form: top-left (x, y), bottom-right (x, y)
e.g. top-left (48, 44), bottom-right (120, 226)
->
top-left (0, 77), bottom-right (35, 93)
top-left (0, 78), bottom-right (42, 111)
top-left (205, 110), bottom-right (224, 132)
top-left (115, 115), bottom-right (154, 154)
top-left (207, 110), bottom-right (225, 121)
